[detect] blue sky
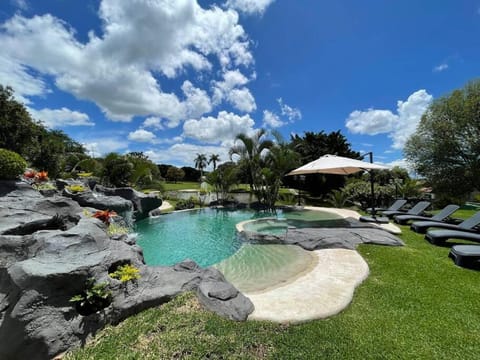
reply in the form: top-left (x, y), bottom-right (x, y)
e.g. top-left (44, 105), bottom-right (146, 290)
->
top-left (1, 0), bottom-right (479, 170)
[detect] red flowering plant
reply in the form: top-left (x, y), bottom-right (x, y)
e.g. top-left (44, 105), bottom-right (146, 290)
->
top-left (92, 210), bottom-right (117, 225)
top-left (23, 169), bottom-right (37, 179)
top-left (35, 171), bottom-right (49, 183)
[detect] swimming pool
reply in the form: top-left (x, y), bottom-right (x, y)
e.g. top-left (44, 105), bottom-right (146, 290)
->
top-left (135, 207), bottom-right (346, 268)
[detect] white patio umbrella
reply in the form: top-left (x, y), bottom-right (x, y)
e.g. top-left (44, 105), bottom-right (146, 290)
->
top-left (287, 154), bottom-right (389, 223)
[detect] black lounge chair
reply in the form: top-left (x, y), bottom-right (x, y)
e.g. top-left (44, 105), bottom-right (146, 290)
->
top-left (367, 199), bottom-right (407, 214)
top-left (449, 245), bottom-right (480, 270)
top-left (381, 201), bottom-right (431, 219)
top-left (394, 204), bottom-right (459, 225)
top-left (411, 211), bottom-right (480, 234)
top-left (426, 228), bottom-right (480, 245)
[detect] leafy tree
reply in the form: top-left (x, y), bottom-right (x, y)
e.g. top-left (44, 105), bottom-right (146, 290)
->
top-left (206, 162), bottom-right (239, 201)
top-left (194, 153), bottom-right (208, 180)
top-left (208, 154), bottom-right (220, 171)
top-left (166, 166), bottom-right (185, 183)
top-left (126, 152), bottom-right (160, 185)
top-left (229, 129), bottom-right (273, 198)
top-left (405, 80), bottom-right (480, 201)
top-left (101, 153), bottom-right (133, 187)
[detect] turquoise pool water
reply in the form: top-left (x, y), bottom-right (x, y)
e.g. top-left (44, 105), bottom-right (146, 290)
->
top-left (135, 208), bottom-right (346, 268)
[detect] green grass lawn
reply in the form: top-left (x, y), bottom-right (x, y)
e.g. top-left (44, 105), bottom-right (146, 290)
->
top-left (66, 211), bottom-right (480, 359)
top-left (162, 181), bottom-right (202, 191)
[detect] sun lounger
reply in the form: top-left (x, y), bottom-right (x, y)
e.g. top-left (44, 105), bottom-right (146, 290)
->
top-left (381, 201), bottom-right (431, 219)
top-left (426, 229), bottom-right (480, 245)
top-left (411, 211), bottom-right (480, 234)
top-left (394, 204), bottom-right (459, 225)
top-left (367, 199), bottom-right (407, 214)
top-left (448, 245), bottom-right (480, 270)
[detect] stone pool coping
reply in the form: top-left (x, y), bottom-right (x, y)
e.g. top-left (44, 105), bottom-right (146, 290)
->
top-left (235, 206), bottom-right (401, 323)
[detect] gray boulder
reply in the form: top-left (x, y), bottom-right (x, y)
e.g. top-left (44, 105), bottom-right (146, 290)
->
top-left (62, 188), bottom-right (133, 215)
top-left (94, 185), bottom-right (162, 220)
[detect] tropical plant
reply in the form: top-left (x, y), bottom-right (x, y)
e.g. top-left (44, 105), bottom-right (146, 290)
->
top-left (208, 154), bottom-right (220, 171)
top-left (229, 129), bottom-right (273, 200)
top-left (0, 148), bottom-right (27, 180)
top-left (325, 188), bottom-right (351, 208)
top-left (405, 79), bottom-right (480, 202)
top-left (107, 222), bottom-right (130, 237)
top-left (66, 184), bottom-right (87, 193)
top-left (34, 171), bottom-right (49, 182)
top-left (69, 277), bottom-right (112, 315)
top-left (109, 264), bottom-right (141, 283)
top-left (206, 162), bottom-right (239, 201)
top-left (194, 153), bottom-right (208, 180)
top-left (93, 209), bottom-right (117, 224)
top-left (101, 152), bottom-right (134, 187)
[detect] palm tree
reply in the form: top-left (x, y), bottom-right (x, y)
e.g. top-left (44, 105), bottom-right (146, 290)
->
top-left (208, 154), bottom-right (220, 171)
top-left (229, 129), bottom-right (273, 198)
top-left (194, 153), bottom-right (208, 180)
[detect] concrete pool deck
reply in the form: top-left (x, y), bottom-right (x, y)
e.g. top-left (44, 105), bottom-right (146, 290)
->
top-left (238, 206), bottom-right (401, 323)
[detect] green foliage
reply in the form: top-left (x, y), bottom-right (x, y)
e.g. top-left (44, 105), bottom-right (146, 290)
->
top-left (69, 278), bottom-right (112, 315)
top-left (175, 198), bottom-right (195, 210)
top-left (107, 222), bottom-right (130, 237)
top-left (0, 148), bottom-right (27, 180)
top-left (208, 153), bottom-right (221, 170)
top-left (206, 162), bottom-right (239, 201)
top-left (32, 182), bottom-right (56, 191)
top-left (405, 79), bottom-right (480, 201)
top-left (344, 180), bottom-right (395, 209)
top-left (194, 153), bottom-right (208, 178)
top-left (109, 264), bottom-right (141, 283)
top-left (165, 166), bottom-right (185, 183)
top-left (65, 184), bottom-right (87, 193)
top-left (325, 188), bottom-right (351, 208)
top-left (102, 152), bottom-right (134, 187)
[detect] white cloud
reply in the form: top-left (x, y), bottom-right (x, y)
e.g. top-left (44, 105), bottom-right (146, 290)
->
top-left (183, 111), bottom-right (255, 145)
top-left (82, 138), bottom-right (129, 157)
top-left (212, 70), bottom-right (256, 112)
top-left (144, 143), bottom-right (230, 167)
top-left (277, 98), bottom-right (302, 122)
top-left (13, 0), bottom-right (29, 10)
top-left (262, 110), bottom-right (284, 128)
top-left (0, 1), bottom-right (254, 123)
top-left (345, 90), bottom-right (433, 149)
top-left (346, 109), bottom-right (397, 135)
top-left (28, 107), bottom-right (94, 128)
top-left (224, 0), bottom-right (276, 15)
top-left (128, 129), bottom-right (157, 143)
top-left (433, 63), bottom-right (448, 72)
top-left (142, 117), bottom-right (163, 130)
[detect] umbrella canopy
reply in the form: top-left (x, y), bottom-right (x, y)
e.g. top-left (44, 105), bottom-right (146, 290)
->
top-left (287, 154), bottom-right (388, 176)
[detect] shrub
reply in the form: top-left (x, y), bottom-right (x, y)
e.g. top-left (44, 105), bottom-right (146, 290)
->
top-left (0, 148), bottom-right (27, 180)
top-left (69, 278), bottom-right (112, 316)
top-left (107, 222), bottom-right (130, 237)
top-left (66, 184), bottom-right (87, 193)
top-left (175, 198), bottom-right (195, 210)
top-left (109, 264), bottom-right (141, 283)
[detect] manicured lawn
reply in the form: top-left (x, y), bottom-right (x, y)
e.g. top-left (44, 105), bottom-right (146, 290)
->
top-left (162, 181), bottom-right (202, 191)
top-left (66, 211), bottom-right (480, 359)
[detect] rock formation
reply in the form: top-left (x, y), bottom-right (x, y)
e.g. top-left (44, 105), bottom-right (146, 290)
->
top-left (0, 181), bottom-right (253, 360)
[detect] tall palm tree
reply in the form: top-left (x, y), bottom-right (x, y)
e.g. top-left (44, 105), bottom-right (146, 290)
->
top-left (229, 129), bottom-right (273, 196)
top-left (208, 154), bottom-right (220, 171)
top-left (194, 153), bottom-right (208, 180)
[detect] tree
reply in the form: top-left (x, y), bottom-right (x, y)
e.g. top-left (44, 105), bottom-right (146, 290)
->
top-left (166, 166), bottom-right (185, 183)
top-left (101, 153), bottom-right (133, 187)
top-left (405, 80), bottom-right (480, 202)
top-left (206, 162), bottom-right (239, 201)
top-left (229, 129), bottom-right (273, 197)
top-left (208, 154), bottom-right (220, 171)
top-left (194, 153), bottom-right (208, 180)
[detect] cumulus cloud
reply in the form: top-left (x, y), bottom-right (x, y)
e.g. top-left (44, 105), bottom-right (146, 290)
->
top-left (345, 89), bottom-right (433, 149)
top-left (12, 0), bottom-right (29, 10)
top-left (142, 117), bottom-right (163, 130)
top-left (128, 129), bottom-right (157, 143)
top-left (28, 107), bottom-right (94, 128)
top-left (224, 0), bottom-right (276, 15)
top-left (433, 63), bottom-right (448, 72)
top-left (212, 70), bottom-right (256, 112)
top-left (0, 1), bottom-right (254, 123)
top-left (262, 110), bottom-right (284, 128)
top-left (144, 143), bottom-right (230, 167)
top-left (278, 98), bottom-right (302, 122)
top-left (81, 137), bottom-right (129, 157)
top-left (183, 111), bottom-right (255, 145)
